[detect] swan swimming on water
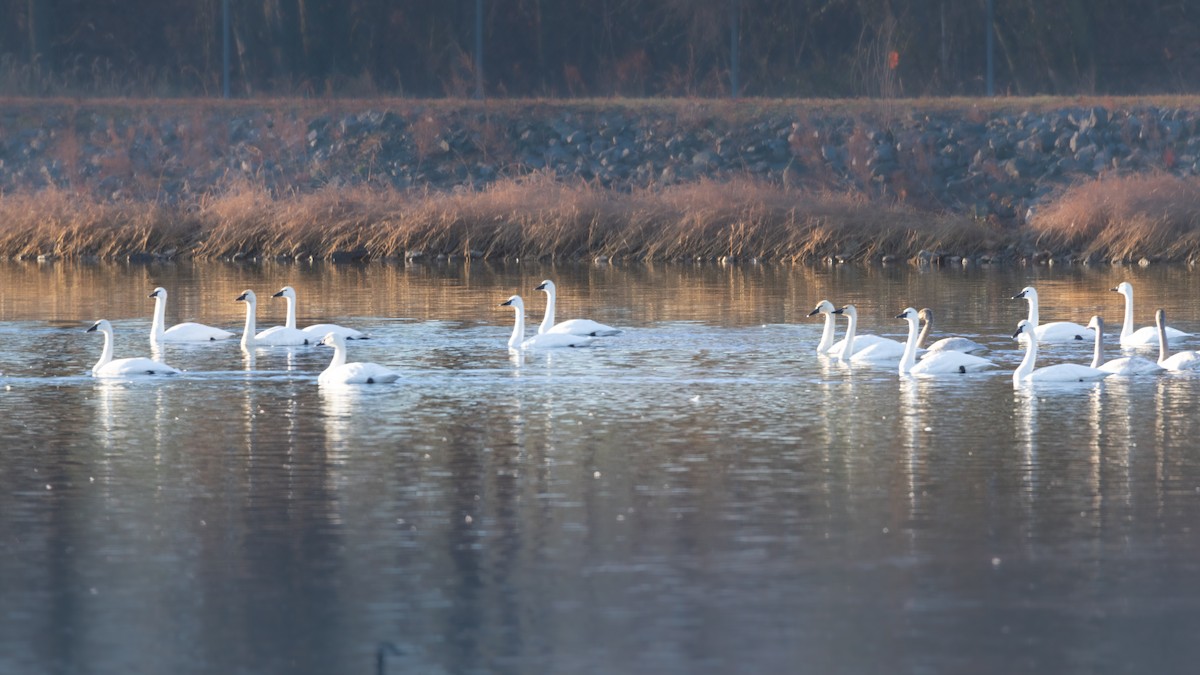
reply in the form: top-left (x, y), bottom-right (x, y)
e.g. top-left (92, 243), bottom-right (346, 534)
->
top-left (501, 295), bottom-right (594, 350)
top-left (1011, 286), bottom-right (1094, 343)
top-left (897, 308), bottom-right (995, 375)
top-left (535, 280), bottom-right (621, 336)
top-left (808, 300), bottom-right (897, 358)
top-left (1155, 309), bottom-right (1200, 371)
top-left (1086, 316), bottom-right (1162, 375)
top-left (272, 286), bottom-right (366, 340)
top-left (916, 308), bottom-right (988, 354)
top-left (1012, 319), bottom-right (1109, 384)
top-left (1111, 281), bottom-right (1190, 347)
top-left (148, 287), bottom-right (234, 343)
top-left (88, 319), bottom-right (181, 377)
top-left (317, 332), bottom-right (399, 385)
top-left (235, 290), bottom-right (312, 347)
top-left (834, 304), bottom-right (908, 363)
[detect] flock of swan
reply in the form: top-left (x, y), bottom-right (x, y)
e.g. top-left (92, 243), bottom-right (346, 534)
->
top-left (85, 280), bottom-right (619, 385)
top-left (809, 281), bottom-right (1200, 384)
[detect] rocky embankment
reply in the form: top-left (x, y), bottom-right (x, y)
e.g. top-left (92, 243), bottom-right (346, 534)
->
top-left (0, 100), bottom-right (1196, 222)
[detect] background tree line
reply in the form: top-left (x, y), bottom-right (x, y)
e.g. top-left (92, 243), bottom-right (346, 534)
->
top-left (2, 0), bottom-right (1195, 98)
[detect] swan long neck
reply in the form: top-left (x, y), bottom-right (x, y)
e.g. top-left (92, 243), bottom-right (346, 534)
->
top-left (509, 306), bottom-right (525, 349)
top-left (94, 327), bottom-right (113, 373)
top-left (817, 312), bottom-right (836, 353)
top-left (839, 312), bottom-right (857, 362)
top-left (327, 341), bottom-right (347, 370)
top-left (1015, 330), bottom-right (1037, 382)
top-left (241, 299), bottom-right (256, 348)
top-left (899, 315), bottom-right (920, 375)
top-left (1120, 289), bottom-right (1134, 341)
top-left (151, 295), bottom-right (166, 342)
top-left (1025, 294), bottom-right (1039, 327)
top-left (538, 288), bottom-right (556, 335)
top-left (1090, 322), bottom-right (1103, 369)
top-left (285, 295), bottom-right (297, 330)
top-left (1158, 314), bottom-right (1170, 365)
top-left (916, 315), bottom-right (931, 349)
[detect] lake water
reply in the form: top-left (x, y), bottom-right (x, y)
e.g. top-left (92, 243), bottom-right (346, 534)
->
top-left (2, 260), bottom-right (1200, 674)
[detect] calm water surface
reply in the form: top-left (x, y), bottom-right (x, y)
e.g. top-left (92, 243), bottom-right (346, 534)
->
top-left (2, 260), bottom-right (1200, 674)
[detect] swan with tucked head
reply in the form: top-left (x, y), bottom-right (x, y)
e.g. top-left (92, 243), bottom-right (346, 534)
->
top-left (88, 319), bottom-right (181, 377)
top-left (1012, 319), bottom-right (1109, 384)
top-left (271, 286), bottom-right (366, 340)
top-left (1086, 316), bottom-right (1162, 375)
top-left (534, 280), bottom-right (620, 336)
top-left (1156, 309), bottom-right (1200, 371)
top-left (834, 304), bottom-right (908, 363)
top-left (148, 287), bottom-right (234, 343)
top-left (1111, 281), bottom-right (1190, 347)
top-left (501, 295), bottom-right (594, 350)
top-left (916, 308), bottom-right (988, 354)
top-left (317, 332), bottom-right (398, 385)
top-left (236, 290), bottom-right (312, 347)
top-left (1011, 286), bottom-right (1094, 343)
top-left (898, 308), bottom-right (995, 375)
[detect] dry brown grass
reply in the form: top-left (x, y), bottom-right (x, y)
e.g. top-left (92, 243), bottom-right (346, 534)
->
top-left (1029, 173), bottom-right (1200, 261)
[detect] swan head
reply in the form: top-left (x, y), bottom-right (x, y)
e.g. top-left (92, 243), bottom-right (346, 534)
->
top-left (1012, 319), bottom-right (1033, 339)
top-left (148, 287), bottom-right (166, 299)
top-left (1086, 315), bottom-right (1105, 333)
top-left (318, 332), bottom-right (346, 349)
top-left (807, 299), bottom-right (836, 317)
top-left (917, 308), bottom-right (933, 324)
top-left (500, 295), bottom-right (524, 310)
top-left (236, 289), bottom-right (256, 305)
top-left (534, 280), bottom-right (555, 293)
top-left (896, 307), bottom-right (917, 321)
top-left (1156, 308), bottom-right (1166, 327)
top-left (833, 304), bottom-right (856, 318)
top-left (1111, 281), bottom-right (1132, 296)
top-left (86, 319), bottom-right (113, 335)
top-left (1011, 286), bottom-right (1036, 301)
top-left (272, 286), bottom-right (296, 300)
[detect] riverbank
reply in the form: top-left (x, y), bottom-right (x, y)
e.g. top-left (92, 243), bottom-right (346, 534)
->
top-left (3, 97), bottom-right (1200, 264)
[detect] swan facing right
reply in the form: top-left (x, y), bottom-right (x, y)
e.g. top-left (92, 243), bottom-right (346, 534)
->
top-left (88, 320), bottom-right (181, 377)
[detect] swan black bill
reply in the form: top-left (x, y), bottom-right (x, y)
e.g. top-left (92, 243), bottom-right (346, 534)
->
top-left (500, 299), bottom-right (514, 306)
top-left (806, 307), bottom-right (821, 316)
top-left (148, 290), bottom-right (158, 298)
top-left (832, 307), bottom-right (845, 314)
top-left (895, 311), bottom-right (908, 319)
top-left (236, 292), bottom-right (249, 302)
top-left (86, 323), bottom-right (100, 333)
top-left (1011, 290), bottom-right (1027, 299)
top-left (272, 290), bottom-right (285, 297)
top-left (1012, 327), bottom-right (1024, 338)
top-left (535, 282), bottom-right (548, 291)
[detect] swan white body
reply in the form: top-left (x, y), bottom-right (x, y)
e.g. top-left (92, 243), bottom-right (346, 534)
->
top-left (272, 286), bottom-right (366, 340)
top-left (236, 290), bottom-right (312, 347)
top-left (808, 300), bottom-right (840, 354)
top-left (502, 295), bottom-right (594, 349)
top-left (148, 287), bottom-right (234, 342)
top-left (1012, 320), bottom-right (1109, 384)
top-left (1111, 282), bottom-right (1190, 347)
top-left (897, 308), bottom-right (995, 375)
top-left (1087, 316), bottom-right (1163, 375)
top-left (88, 319), bottom-right (181, 377)
top-left (317, 333), bottom-right (399, 385)
top-left (833, 304), bottom-right (908, 363)
top-left (535, 280), bottom-right (620, 336)
top-left (1012, 286), bottom-right (1094, 343)
top-left (916, 308), bottom-right (988, 354)
top-left (1155, 309), bottom-right (1200, 371)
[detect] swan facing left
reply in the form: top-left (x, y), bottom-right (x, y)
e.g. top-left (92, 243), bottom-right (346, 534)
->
top-left (272, 286), bottom-right (367, 340)
top-left (1012, 320), bottom-right (1108, 384)
top-left (535, 280), bottom-right (621, 336)
top-left (501, 295), bottom-right (594, 349)
top-left (236, 290), bottom-right (312, 347)
top-left (88, 320), bottom-right (181, 377)
top-left (148, 287), bottom-right (234, 343)
top-left (898, 308), bottom-right (995, 375)
top-left (317, 333), bottom-right (399, 385)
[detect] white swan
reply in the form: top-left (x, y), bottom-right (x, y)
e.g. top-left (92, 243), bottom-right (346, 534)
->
top-left (916, 308), bottom-right (988, 354)
top-left (1086, 316), bottom-right (1162, 375)
top-left (807, 300), bottom-right (840, 354)
top-left (1111, 281), bottom-right (1190, 347)
top-left (834, 304), bottom-right (908, 363)
top-left (535, 280), bottom-right (621, 336)
top-left (317, 332), bottom-right (399, 385)
top-left (501, 295), bottom-right (594, 349)
top-left (272, 286), bottom-right (367, 340)
top-left (235, 290), bottom-right (312, 347)
top-left (1012, 286), bottom-right (1094, 343)
top-left (898, 308), bottom-right (995, 375)
top-left (1012, 319), bottom-right (1109, 384)
top-left (148, 287), bottom-right (234, 343)
top-left (87, 319), bottom-right (181, 377)
top-left (1155, 309), bottom-right (1200, 371)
